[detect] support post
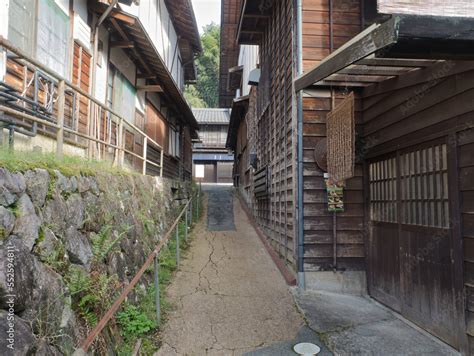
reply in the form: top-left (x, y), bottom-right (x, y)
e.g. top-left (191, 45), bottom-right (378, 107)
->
top-left (118, 117), bottom-right (124, 168)
top-left (185, 201), bottom-right (188, 242)
top-left (153, 255), bottom-right (161, 322)
top-left (189, 199), bottom-right (193, 225)
top-left (197, 188), bottom-right (200, 218)
top-left (176, 224), bottom-right (180, 269)
top-left (56, 80), bottom-right (65, 158)
top-left (142, 136), bottom-right (148, 175)
top-left (159, 148), bottom-right (164, 177)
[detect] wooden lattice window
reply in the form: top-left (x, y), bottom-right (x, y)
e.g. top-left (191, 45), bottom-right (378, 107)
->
top-left (369, 157), bottom-right (398, 223)
top-left (370, 143), bottom-right (450, 228)
top-left (400, 144), bottom-right (449, 228)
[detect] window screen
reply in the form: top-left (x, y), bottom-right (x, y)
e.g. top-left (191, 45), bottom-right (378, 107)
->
top-left (369, 143), bottom-right (450, 228)
top-left (369, 157), bottom-right (398, 223)
top-left (168, 126), bottom-right (180, 157)
top-left (112, 69), bottom-right (136, 124)
top-left (36, 0), bottom-right (70, 77)
top-left (400, 144), bottom-right (449, 228)
top-left (8, 0), bottom-right (36, 56)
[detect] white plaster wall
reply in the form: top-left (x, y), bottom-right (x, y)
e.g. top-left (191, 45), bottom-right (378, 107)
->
top-left (72, 0), bottom-right (91, 51)
top-left (238, 45), bottom-right (259, 97)
top-left (110, 47), bottom-right (136, 85)
top-left (2, 129), bottom-right (87, 158)
top-left (0, 0), bottom-right (8, 81)
top-left (94, 27), bottom-right (110, 104)
top-left (136, 78), bottom-right (146, 113)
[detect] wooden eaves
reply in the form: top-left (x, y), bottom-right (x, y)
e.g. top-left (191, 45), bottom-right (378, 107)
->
top-left (295, 15), bottom-right (474, 91)
top-left (237, 0), bottom-right (273, 44)
top-left (91, 1), bottom-right (199, 131)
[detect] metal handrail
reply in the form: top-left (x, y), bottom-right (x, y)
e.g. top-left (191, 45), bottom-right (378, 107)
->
top-left (74, 190), bottom-right (201, 354)
top-left (0, 36), bottom-right (164, 175)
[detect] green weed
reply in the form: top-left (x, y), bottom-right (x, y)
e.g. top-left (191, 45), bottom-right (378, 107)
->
top-left (0, 147), bottom-right (135, 177)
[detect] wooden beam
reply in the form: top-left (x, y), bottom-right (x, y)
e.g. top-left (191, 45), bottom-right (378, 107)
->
top-left (110, 41), bottom-right (134, 48)
top-left (137, 85), bottom-right (164, 93)
top-left (241, 30), bottom-right (263, 35)
top-left (362, 60), bottom-right (474, 98)
top-left (294, 17), bottom-right (400, 92)
top-left (339, 65), bottom-right (412, 76)
top-left (245, 14), bottom-right (270, 19)
top-left (137, 74), bottom-right (157, 80)
top-left (325, 73), bottom-right (394, 83)
top-left (358, 58), bottom-right (438, 67)
top-left (110, 18), bottom-right (129, 41)
top-left (109, 18), bottom-right (153, 76)
top-left (90, 2), bottom-right (136, 25)
top-left (313, 81), bottom-right (371, 88)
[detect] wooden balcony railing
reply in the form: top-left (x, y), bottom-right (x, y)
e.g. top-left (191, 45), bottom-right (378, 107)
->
top-left (0, 36), bottom-right (164, 176)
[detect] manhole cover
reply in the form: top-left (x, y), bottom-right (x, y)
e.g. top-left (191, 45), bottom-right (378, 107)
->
top-left (293, 342), bottom-right (321, 355)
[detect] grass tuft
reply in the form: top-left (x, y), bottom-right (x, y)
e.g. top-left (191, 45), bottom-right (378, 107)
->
top-left (0, 148), bottom-right (136, 177)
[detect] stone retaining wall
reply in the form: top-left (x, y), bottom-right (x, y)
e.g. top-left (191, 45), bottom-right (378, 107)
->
top-left (0, 168), bottom-right (191, 354)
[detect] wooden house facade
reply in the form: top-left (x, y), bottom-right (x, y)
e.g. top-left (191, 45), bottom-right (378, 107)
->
top-left (0, 0), bottom-right (201, 181)
top-left (222, 0), bottom-right (474, 352)
top-left (192, 108), bottom-right (234, 183)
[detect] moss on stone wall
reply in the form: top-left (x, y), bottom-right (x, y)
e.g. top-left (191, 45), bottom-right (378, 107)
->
top-left (0, 164), bottom-right (199, 354)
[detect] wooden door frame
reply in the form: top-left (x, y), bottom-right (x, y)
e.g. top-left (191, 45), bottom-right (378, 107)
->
top-left (447, 132), bottom-right (469, 353)
top-left (365, 151), bottom-right (401, 311)
top-left (365, 136), bottom-right (467, 351)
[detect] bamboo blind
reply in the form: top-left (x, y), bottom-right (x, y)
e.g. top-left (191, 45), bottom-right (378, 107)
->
top-left (327, 92), bottom-right (355, 183)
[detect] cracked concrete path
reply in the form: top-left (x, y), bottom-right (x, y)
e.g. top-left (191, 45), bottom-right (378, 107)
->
top-left (155, 185), bottom-right (303, 355)
top-left (294, 290), bottom-right (459, 356)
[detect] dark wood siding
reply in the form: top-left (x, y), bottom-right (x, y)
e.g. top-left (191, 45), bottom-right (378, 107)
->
top-left (301, 0), bottom-right (364, 272)
top-left (361, 63), bottom-right (474, 351)
top-left (72, 42), bottom-right (91, 135)
top-left (252, 0), bottom-right (295, 266)
top-left (302, 92), bottom-right (365, 271)
top-left (219, 0), bottom-right (242, 107)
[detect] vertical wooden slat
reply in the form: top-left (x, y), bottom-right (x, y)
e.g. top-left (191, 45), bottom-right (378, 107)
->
top-left (56, 80), bottom-right (66, 158)
top-left (142, 136), bottom-right (148, 175)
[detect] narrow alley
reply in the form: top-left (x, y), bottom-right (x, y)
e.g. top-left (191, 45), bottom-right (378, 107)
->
top-left (156, 185), bottom-right (303, 355)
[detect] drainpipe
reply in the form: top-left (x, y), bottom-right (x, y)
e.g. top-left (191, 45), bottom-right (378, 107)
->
top-left (296, 0), bottom-right (305, 290)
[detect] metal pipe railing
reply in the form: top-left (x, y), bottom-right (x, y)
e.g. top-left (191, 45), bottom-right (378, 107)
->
top-left (0, 36), bottom-right (164, 175)
top-left (73, 192), bottom-right (201, 354)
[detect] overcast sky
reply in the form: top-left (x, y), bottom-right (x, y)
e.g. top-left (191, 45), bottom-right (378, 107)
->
top-left (191, 0), bottom-right (221, 33)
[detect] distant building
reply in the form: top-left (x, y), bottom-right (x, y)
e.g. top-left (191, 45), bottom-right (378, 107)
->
top-left (192, 108), bottom-right (233, 183)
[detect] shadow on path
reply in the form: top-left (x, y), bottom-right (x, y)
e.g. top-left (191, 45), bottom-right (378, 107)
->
top-left (205, 185), bottom-right (236, 231)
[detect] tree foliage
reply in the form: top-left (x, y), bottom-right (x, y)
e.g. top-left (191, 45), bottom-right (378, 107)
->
top-left (185, 23), bottom-right (220, 108)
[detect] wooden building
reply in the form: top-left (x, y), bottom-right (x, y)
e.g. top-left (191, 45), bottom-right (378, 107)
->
top-left (218, 0), bottom-right (242, 107)
top-left (192, 108), bottom-right (234, 183)
top-left (222, 0), bottom-right (474, 353)
top-left (0, 0), bottom-right (200, 181)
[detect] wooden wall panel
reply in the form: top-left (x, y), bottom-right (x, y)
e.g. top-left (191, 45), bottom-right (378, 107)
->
top-left (72, 42), bottom-right (91, 135)
top-left (219, 0), bottom-right (242, 107)
top-left (232, 0), bottom-right (296, 268)
top-left (252, 0), bottom-right (296, 266)
top-left (145, 100), bottom-right (167, 148)
top-left (362, 65), bottom-right (474, 352)
top-left (302, 0), bottom-right (361, 71)
top-left (300, 0), bottom-right (364, 272)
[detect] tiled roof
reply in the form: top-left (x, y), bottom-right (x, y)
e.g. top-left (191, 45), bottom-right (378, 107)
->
top-left (192, 108), bottom-right (231, 124)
